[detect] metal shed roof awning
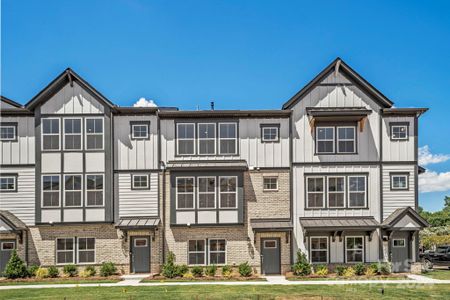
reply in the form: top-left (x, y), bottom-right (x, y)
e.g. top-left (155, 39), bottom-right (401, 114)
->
top-left (115, 217), bottom-right (160, 229)
top-left (166, 160), bottom-right (248, 171)
top-left (300, 217), bottom-right (379, 231)
top-left (306, 107), bottom-right (372, 132)
top-left (250, 219), bottom-right (293, 232)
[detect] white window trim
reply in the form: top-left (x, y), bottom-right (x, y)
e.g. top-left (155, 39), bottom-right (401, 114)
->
top-left (85, 117), bottom-right (104, 150)
top-left (56, 237), bottom-right (75, 265)
top-left (218, 122), bottom-right (237, 155)
top-left (0, 176), bottom-right (16, 191)
top-left (347, 176), bottom-right (367, 208)
top-left (262, 126), bottom-right (279, 142)
top-left (315, 126), bottom-right (335, 154)
top-left (197, 123), bottom-right (216, 155)
top-left (391, 125), bottom-right (408, 140)
top-left (132, 174), bottom-right (149, 189)
top-left (176, 123), bottom-right (196, 155)
top-left (134, 238), bottom-right (148, 247)
top-left (0, 125), bottom-right (16, 141)
top-left (176, 176), bottom-right (195, 210)
top-left (337, 126), bottom-right (356, 154)
top-left (1, 241), bottom-right (15, 250)
top-left (306, 176), bottom-right (325, 209)
top-left (63, 174), bottom-right (83, 208)
top-left (208, 238), bottom-right (227, 265)
top-left (309, 236), bottom-right (329, 264)
top-left (391, 174), bottom-right (408, 190)
top-left (188, 239), bottom-right (207, 266)
top-left (327, 176), bottom-right (346, 208)
top-left (393, 239), bottom-right (406, 248)
top-left (131, 124), bottom-right (149, 139)
top-left (219, 176), bottom-right (238, 209)
top-left (76, 237), bottom-right (96, 264)
top-left (41, 174), bottom-right (61, 208)
top-left (85, 174), bottom-right (105, 207)
top-left (263, 239), bottom-right (278, 249)
top-left (41, 118), bottom-right (61, 151)
top-left (197, 176), bottom-right (216, 209)
top-left (263, 176), bottom-right (279, 191)
top-left (63, 117), bottom-right (83, 150)
top-left (345, 236), bottom-right (365, 263)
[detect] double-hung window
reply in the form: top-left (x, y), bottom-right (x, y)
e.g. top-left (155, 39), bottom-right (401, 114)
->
top-left (328, 176), bottom-right (345, 208)
top-left (346, 236), bottom-right (364, 263)
top-left (77, 238), bottom-right (95, 264)
top-left (263, 177), bottom-right (278, 191)
top-left (132, 174), bottom-right (149, 189)
top-left (131, 122), bottom-right (149, 140)
top-left (261, 125), bottom-right (279, 142)
top-left (348, 176), bottom-right (366, 208)
top-left (306, 177), bottom-right (325, 208)
top-left (198, 177), bottom-right (215, 209)
top-left (0, 175), bottom-right (16, 192)
top-left (64, 118), bottom-right (82, 150)
top-left (219, 176), bottom-right (237, 208)
top-left (56, 238), bottom-right (74, 264)
top-left (219, 123), bottom-right (237, 155)
top-left (391, 124), bottom-right (408, 140)
top-left (391, 174), bottom-right (408, 190)
top-left (42, 118), bottom-right (60, 150)
top-left (64, 175), bottom-right (82, 207)
top-left (85, 118), bottom-right (103, 150)
top-left (0, 123), bottom-right (16, 141)
top-left (188, 240), bottom-right (205, 265)
top-left (316, 127), bottom-right (334, 153)
top-left (198, 123), bottom-right (216, 155)
top-left (337, 127), bottom-right (356, 153)
top-left (86, 174), bottom-right (104, 206)
top-left (176, 177), bottom-right (195, 209)
top-left (42, 175), bottom-right (60, 207)
top-left (177, 123), bottom-right (195, 155)
top-left (209, 239), bottom-right (226, 264)
top-left (310, 237), bottom-right (328, 263)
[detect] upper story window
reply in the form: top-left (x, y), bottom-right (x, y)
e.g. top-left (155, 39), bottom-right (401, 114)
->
top-left (131, 122), bottom-right (149, 140)
top-left (198, 123), bottom-right (216, 155)
top-left (176, 177), bottom-right (195, 209)
top-left (219, 176), bottom-right (237, 208)
top-left (85, 118), bottom-right (103, 150)
top-left (328, 176), bottom-right (345, 208)
top-left (42, 175), bottom-right (60, 207)
top-left (261, 124), bottom-right (280, 142)
top-left (306, 177), bottom-right (325, 208)
top-left (198, 177), bottom-right (216, 209)
top-left (177, 123), bottom-right (195, 155)
top-left (390, 123), bottom-right (409, 140)
top-left (86, 174), bottom-right (104, 207)
top-left (391, 173), bottom-right (408, 190)
top-left (316, 125), bottom-right (357, 154)
top-left (64, 118), bottom-right (82, 150)
top-left (64, 175), bottom-right (82, 207)
top-left (0, 175), bottom-right (17, 192)
top-left (42, 118), bottom-right (60, 150)
top-left (263, 177), bottom-right (278, 191)
top-left (348, 176), bottom-right (367, 208)
top-left (132, 174), bottom-right (149, 189)
top-left (0, 123), bottom-right (17, 141)
top-left (219, 123), bottom-right (237, 155)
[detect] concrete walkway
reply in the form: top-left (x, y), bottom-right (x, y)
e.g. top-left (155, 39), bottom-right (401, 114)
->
top-left (0, 274), bottom-right (449, 290)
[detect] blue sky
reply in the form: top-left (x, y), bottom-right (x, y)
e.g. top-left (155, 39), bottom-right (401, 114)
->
top-left (1, 0), bottom-right (450, 211)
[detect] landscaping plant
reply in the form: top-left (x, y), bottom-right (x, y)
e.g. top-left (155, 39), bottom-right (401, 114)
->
top-left (27, 264), bottom-right (39, 277)
top-left (100, 262), bottom-right (117, 277)
top-left (369, 263), bottom-right (379, 275)
top-left (364, 266), bottom-right (376, 277)
top-left (378, 263), bottom-right (391, 275)
top-left (3, 250), bottom-right (28, 279)
top-left (85, 265), bottom-right (97, 277)
top-left (238, 262), bottom-right (252, 277)
top-left (335, 265), bottom-right (346, 276)
top-left (35, 267), bottom-right (49, 279)
top-left (353, 263), bottom-right (366, 276)
top-left (161, 251), bottom-right (177, 278)
top-left (343, 267), bottom-right (356, 278)
top-left (47, 266), bottom-right (59, 278)
top-left (175, 264), bottom-right (189, 277)
top-left (222, 265), bottom-right (232, 277)
top-left (191, 266), bottom-right (203, 277)
top-left (182, 272), bottom-right (194, 279)
top-left (291, 250), bottom-right (311, 276)
top-left (205, 264), bottom-right (217, 276)
top-left (314, 265), bottom-right (328, 276)
top-left (63, 264), bottom-right (78, 277)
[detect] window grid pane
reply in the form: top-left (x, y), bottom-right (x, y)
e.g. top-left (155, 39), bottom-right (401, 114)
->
top-left (177, 124), bottom-right (195, 155)
top-left (133, 175), bottom-right (149, 188)
top-left (209, 239), bottom-right (226, 265)
top-left (337, 127), bottom-right (356, 153)
top-left (86, 175), bottom-right (104, 206)
top-left (56, 238), bottom-right (74, 264)
top-left (43, 175), bottom-right (60, 207)
top-left (198, 177), bottom-right (215, 208)
top-left (310, 237), bottom-right (328, 263)
top-left (346, 237), bottom-right (364, 262)
top-left (78, 238), bottom-right (95, 263)
top-left (198, 123), bottom-right (216, 155)
top-left (188, 240), bottom-right (205, 265)
top-left (263, 177), bottom-right (278, 190)
top-left (0, 176), bottom-right (15, 191)
top-left (316, 127), bottom-right (334, 153)
top-left (220, 177), bottom-right (237, 208)
top-left (262, 127), bottom-right (278, 141)
top-left (307, 177), bottom-right (324, 208)
top-left (0, 126), bottom-right (15, 140)
top-left (348, 176), bottom-right (366, 207)
top-left (219, 123), bottom-right (237, 155)
top-left (42, 119), bottom-right (60, 150)
top-left (86, 118), bottom-right (103, 150)
top-left (177, 177), bottom-right (195, 209)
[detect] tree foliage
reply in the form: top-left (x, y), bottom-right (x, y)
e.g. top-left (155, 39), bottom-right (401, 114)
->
top-left (420, 196), bottom-right (450, 249)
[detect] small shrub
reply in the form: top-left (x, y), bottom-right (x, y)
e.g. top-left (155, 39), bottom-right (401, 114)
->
top-left (48, 266), bottom-right (59, 278)
top-left (292, 250), bottom-right (312, 276)
top-left (182, 272), bottom-right (194, 279)
top-left (27, 264), bottom-right (39, 277)
top-left (364, 267), bottom-right (376, 277)
top-left (335, 265), bottom-right (346, 276)
top-left (79, 270), bottom-right (91, 278)
top-left (4, 250), bottom-right (28, 279)
top-left (238, 262), bottom-right (252, 277)
top-left (205, 265), bottom-right (217, 276)
top-left (100, 262), bottom-right (117, 277)
top-left (63, 264), bottom-right (78, 277)
top-left (379, 263), bottom-right (391, 275)
top-left (161, 251), bottom-right (177, 278)
top-left (314, 265), bottom-right (328, 276)
top-left (35, 267), bottom-right (49, 279)
top-left (343, 267), bottom-right (356, 278)
top-left (175, 264), bottom-right (189, 277)
top-left (191, 266), bottom-right (203, 277)
top-left (369, 263), bottom-right (379, 274)
top-left (353, 263), bottom-right (366, 276)
top-left (85, 265), bottom-right (96, 277)
top-left (222, 265), bottom-right (232, 277)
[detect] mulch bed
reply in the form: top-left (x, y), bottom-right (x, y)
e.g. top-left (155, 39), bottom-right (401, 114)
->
top-left (285, 272), bottom-right (408, 280)
top-left (143, 275), bottom-right (265, 282)
top-left (0, 276), bottom-right (122, 284)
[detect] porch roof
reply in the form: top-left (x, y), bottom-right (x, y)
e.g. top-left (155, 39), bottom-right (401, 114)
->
top-left (382, 207), bottom-right (429, 229)
top-left (299, 217), bottom-right (379, 231)
top-left (250, 219), bottom-right (293, 232)
top-left (0, 210), bottom-right (27, 232)
top-left (115, 217), bottom-right (160, 229)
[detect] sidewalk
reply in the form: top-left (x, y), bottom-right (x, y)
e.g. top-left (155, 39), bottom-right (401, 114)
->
top-left (0, 274), bottom-right (449, 290)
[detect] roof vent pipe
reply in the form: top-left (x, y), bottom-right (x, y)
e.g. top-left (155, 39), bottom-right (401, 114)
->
top-left (210, 101), bottom-right (215, 110)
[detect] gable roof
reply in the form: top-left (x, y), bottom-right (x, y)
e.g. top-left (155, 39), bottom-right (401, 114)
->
top-left (25, 68), bottom-right (115, 111)
top-left (382, 207), bottom-right (429, 228)
top-left (282, 57), bottom-right (394, 110)
top-left (0, 210), bottom-right (27, 232)
top-left (1, 95), bottom-right (23, 108)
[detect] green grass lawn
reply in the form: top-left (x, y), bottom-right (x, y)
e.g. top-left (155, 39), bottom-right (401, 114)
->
top-left (422, 269), bottom-right (450, 280)
top-left (0, 279), bottom-right (120, 286)
top-left (0, 284), bottom-right (450, 299)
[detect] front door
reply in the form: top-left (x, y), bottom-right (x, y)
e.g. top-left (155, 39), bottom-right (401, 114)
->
top-left (0, 240), bottom-right (16, 274)
top-left (261, 238), bottom-right (281, 275)
top-left (131, 237), bottom-right (150, 273)
top-left (391, 232), bottom-right (410, 272)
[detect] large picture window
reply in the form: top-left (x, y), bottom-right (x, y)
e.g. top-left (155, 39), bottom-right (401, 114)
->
top-left (219, 123), bottom-right (237, 155)
top-left (219, 176), bottom-right (237, 208)
top-left (85, 118), bottom-right (103, 150)
top-left (176, 177), bottom-right (195, 209)
top-left (64, 118), bottom-right (82, 150)
top-left (198, 177), bottom-right (215, 209)
top-left (42, 118), bottom-right (60, 150)
top-left (346, 236), bottom-right (364, 263)
top-left (42, 175), bottom-right (60, 207)
top-left (86, 174), bottom-right (104, 206)
top-left (310, 237), bottom-right (328, 263)
top-left (177, 123), bottom-right (195, 155)
top-left (188, 240), bottom-right (205, 265)
top-left (209, 239), bottom-right (226, 265)
top-left (198, 123), bottom-right (216, 155)
top-left (328, 176), bottom-right (345, 208)
top-left (348, 176), bottom-right (367, 208)
top-left (64, 175), bottom-right (82, 207)
top-left (56, 238), bottom-right (74, 264)
top-left (77, 238), bottom-right (95, 264)
top-left (306, 177), bottom-right (325, 208)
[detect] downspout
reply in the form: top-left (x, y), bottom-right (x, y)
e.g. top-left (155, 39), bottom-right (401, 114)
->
top-left (157, 111), bottom-right (166, 263)
top-left (379, 111), bottom-right (384, 261)
top-left (289, 112), bottom-right (294, 266)
top-left (25, 230), bottom-right (29, 265)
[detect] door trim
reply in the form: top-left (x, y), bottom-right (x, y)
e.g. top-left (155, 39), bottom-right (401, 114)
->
top-left (130, 236), bottom-right (151, 274)
top-left (260, 237), bottom-right (281, 275)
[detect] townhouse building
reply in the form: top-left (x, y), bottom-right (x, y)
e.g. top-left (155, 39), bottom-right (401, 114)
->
top-left (0, 58), bottom-right (428, 274)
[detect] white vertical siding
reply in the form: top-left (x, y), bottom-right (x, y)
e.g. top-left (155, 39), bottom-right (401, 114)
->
top-left (0, 117), bottom-right (35, 165)
top-left (118, 172), bottom-right (159, 217)
top-left (0, 167), bottom-right (35, 225)
top-left (382, 116), bottom-right (415, 161)
top-left (382, 164), bottom-right (415, 220)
